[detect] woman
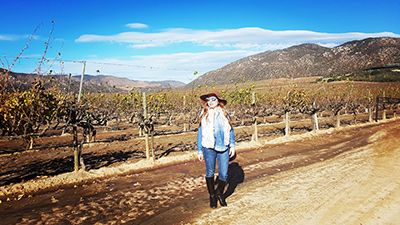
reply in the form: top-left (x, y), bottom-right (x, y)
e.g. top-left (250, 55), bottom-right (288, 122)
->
top-left (197, 93), bottom-right (235, 208)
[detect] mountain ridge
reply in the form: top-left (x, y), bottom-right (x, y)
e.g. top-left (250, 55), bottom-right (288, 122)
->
top-left (71, 74), bottom-right (185, 91)
top-left (189, 37), bottom-right (400, 86)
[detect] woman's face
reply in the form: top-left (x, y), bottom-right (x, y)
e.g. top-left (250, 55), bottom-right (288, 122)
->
top-left (207, 96), bottom-right (219, 108)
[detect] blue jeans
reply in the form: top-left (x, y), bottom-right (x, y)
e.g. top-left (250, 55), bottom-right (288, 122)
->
top-left (203, 147), bottom-right (229, 182)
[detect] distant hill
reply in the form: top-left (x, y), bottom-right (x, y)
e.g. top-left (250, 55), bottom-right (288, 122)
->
top-left (73, 74), bottom-right (185, 91)
top-left (189, 37), bottom-right (400, 86)
top-left (0, 69), bottom-right (185, 92)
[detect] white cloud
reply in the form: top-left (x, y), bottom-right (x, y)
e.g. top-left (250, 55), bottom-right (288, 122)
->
top-left (69, 27), bottom-right (400, 83)
top-left (129, 43), bottom-right (160, 48)
top-left (0, 34), bottom-right (41, 41)
top-left (76, 27), bottom-right (400, 51)
top-left (59, 50), bottom-right (256, 83)
top-left (0, 34), bottom-right (18, 41)
top-left (126, 23), bottom-right (149, 29)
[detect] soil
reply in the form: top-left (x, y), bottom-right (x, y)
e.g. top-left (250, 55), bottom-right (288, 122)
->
top-left (0, 118), bottom-right (399, 225)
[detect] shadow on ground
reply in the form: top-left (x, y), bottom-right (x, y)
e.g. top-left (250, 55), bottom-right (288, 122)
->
top-left (225, 162), bottom-right (245, 198)
top-left (0, 150), bottom-right (145, 186)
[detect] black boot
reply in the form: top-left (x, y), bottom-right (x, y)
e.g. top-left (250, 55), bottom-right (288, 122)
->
top-left (216, 179), bottom-right (227, 207)
top-left (205, 177), bottom-right (217, 208)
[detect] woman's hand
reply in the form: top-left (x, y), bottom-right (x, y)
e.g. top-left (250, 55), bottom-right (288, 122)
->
top-left (229, 147), bottom-right (236, 158)
top-left (198, 153), bottom-right (203, 161)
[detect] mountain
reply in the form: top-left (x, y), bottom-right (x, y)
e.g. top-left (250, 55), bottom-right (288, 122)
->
top-left (189, 37), bottom-right (400, 86)
top-left (0, 70), bottom-right (185, 92)
top-left (71, 74), bottom-right (185, 91)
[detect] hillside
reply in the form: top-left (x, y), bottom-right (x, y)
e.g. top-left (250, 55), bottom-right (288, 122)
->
top-left (189, 37), bottom-right (400, 86)
top-left (319, 64), bottom-right (400, 82)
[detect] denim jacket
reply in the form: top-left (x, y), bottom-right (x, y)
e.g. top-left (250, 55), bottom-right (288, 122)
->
top-left (197, 125), bottom-right (235, 154)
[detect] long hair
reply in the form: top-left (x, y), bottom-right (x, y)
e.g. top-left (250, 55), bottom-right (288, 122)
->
top-left (199, 101), bottom-right (230, 126)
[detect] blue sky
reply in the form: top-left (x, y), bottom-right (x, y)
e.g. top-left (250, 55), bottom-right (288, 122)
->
top-left (1, 0), bottom-right (399, 83)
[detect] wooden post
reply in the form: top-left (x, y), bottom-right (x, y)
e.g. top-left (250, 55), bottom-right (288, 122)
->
top-left (73, 125), bottom-right (79, 172)
top-left (336, 110), bottom-right (341, 128)
top-left (79, 143), bottom-right (86, 171)
top-left (312, 101), bottom-right (319, 131)
top-left (368, 107), bottom-right (373, 122)
top-left (28, 136), bottom-right (34, 150)
top-left (251, 91), bottom-right (258, 141)
top-left (68, 103), bottom-right (80, 172)
top-left (383, 109), bottom-right (387, 120)
top-left (251, 91), bottom-right (256, 105)
top-left (143, 92), bottom-right (150, 160)
top-left (312, 113), bottom-right (319, 131)
top-left (383, 103), bottom-right (387, 120)
top-left (67, 73), bottom-right (72, 94)
top-left (73, 61), bottom-right (86, 172)
top-left (77, 61), bottom-right (86, 104)
top-left (183, 95), bottom-right (187, 132)
top-left (183, 123), bottom-right (187, 132)
top-left (285, 111), bottom-right (290, 136)
top-left (151, 132), bottom-right (155, 162)
top-left (382, 92), bottom-right (387, 120)
top-left (252, 119), bottom-right (258, 142)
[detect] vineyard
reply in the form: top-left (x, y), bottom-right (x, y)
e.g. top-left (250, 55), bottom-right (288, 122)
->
top-left (1, 3), bottom-right (400, 223)
top-left (1, 73), bottom-right (400, 189)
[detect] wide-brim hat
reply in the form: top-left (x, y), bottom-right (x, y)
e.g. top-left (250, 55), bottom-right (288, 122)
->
top-left (200, 92), bottom-right (227, 105)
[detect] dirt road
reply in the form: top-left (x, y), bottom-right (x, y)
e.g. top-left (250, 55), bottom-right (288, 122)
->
top-left (1, 119), bottom-right (399, 225)
top-left (191, 120), bottom-right (400, 225)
